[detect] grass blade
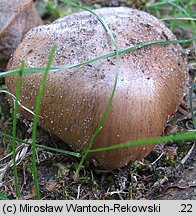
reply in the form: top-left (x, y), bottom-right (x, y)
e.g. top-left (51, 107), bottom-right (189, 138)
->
top-left (0, 131), bottom-right (81, 157)
top-left (61, 0), bottom-right (121, 179)
top-left (190, 81), bottom-right (196, 129)
top-left (12, 60), bottom-right (24, 199)
top-left (1, 38), bottom-right (195, 78)
top-left (86, 131), bottom-right (196, 153)
top-left (31, 46), bottom-right (56, 199)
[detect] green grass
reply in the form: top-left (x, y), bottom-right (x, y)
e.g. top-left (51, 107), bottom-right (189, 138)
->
top-left (87, 131), bottom-right (196, 153)
top-left (37, 0), bottom-right (79, 21)
top-left (0, 131), bottom-right (80, 156)
top-left (31, 46), bottom-right (56, 199)
top-left (147, 0), bottom-right (196, 54)
top-left (12, 61), bottom-right (24, 199)
top-left (190, 81), bottom-right (196, 129)
top-left (61, 0), bottom-right (121, 180)
top-left (0, 0), bottom-right (195, 199)
top-left (0, 193), bottom-right (9, 200)
top-left (0, 38), bottom-right (195, 78)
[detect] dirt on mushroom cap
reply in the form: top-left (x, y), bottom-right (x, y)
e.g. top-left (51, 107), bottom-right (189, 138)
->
top-left (5, 7), bottom-right (188, 170)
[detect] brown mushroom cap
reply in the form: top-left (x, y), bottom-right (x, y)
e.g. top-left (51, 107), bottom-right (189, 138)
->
top-left (0, 0), bottom-right (42, 69)
top-left (5, 7), bottom-right (188, 170)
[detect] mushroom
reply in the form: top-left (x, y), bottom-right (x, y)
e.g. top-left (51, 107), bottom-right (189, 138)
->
top-left (0, 0), bottom-right (42, 69)
top-left (5, 7), bottom-right (188, 170)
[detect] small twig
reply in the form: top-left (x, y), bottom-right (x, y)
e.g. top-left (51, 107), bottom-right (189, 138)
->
top-left (181, 143), bottom-right (195, 164)
top-left (152, 183), bottom-right (196, 200)
top-left (117, 192), bottom-right (124, 200)
top-left (79, 191), bottom-right (91, 200)
top-left (176, 114), bottom-right (193, 123)
top-left (107, 190), bottom-right (128, 196)
top-left (174, 184), bottom-right (196, 189)
top-left (77, 184), bottom-right (81, 199)
top-left (188, 62), bottom-right (196, 71)
top-left (0, 144), bottom-right (28, 164)
top-left (150, 176), bottom-right (168, 189)
top-left (150, 152), bottom-right (164, 166)
top-left (185, 121), bottom-right (195, 130)
top-left (35, 148), bottom-right (40, 165)
top-left (163, 183), bottom-right (196, 195)
top-left (177, 106), bottom-right (190, 116)
top-left (0, 144), bottom-right (29, 187)
top-left (0, 90), bottom-right (43, 119)
top-left (90, 170), bottom-right (94, 181)
top-left (22, 162), bottom-right (27, 185)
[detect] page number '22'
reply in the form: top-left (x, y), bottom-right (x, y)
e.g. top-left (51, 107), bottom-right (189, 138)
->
top-left (179, 204), bottom-right (192, 213)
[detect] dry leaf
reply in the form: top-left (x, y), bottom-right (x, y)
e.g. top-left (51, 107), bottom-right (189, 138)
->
top-left (164, 146), bottom-right (178, 160)
top-left (46, 181), bottom-right (57, 192)
top-left (0, 0), bottom-right (42, 69)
